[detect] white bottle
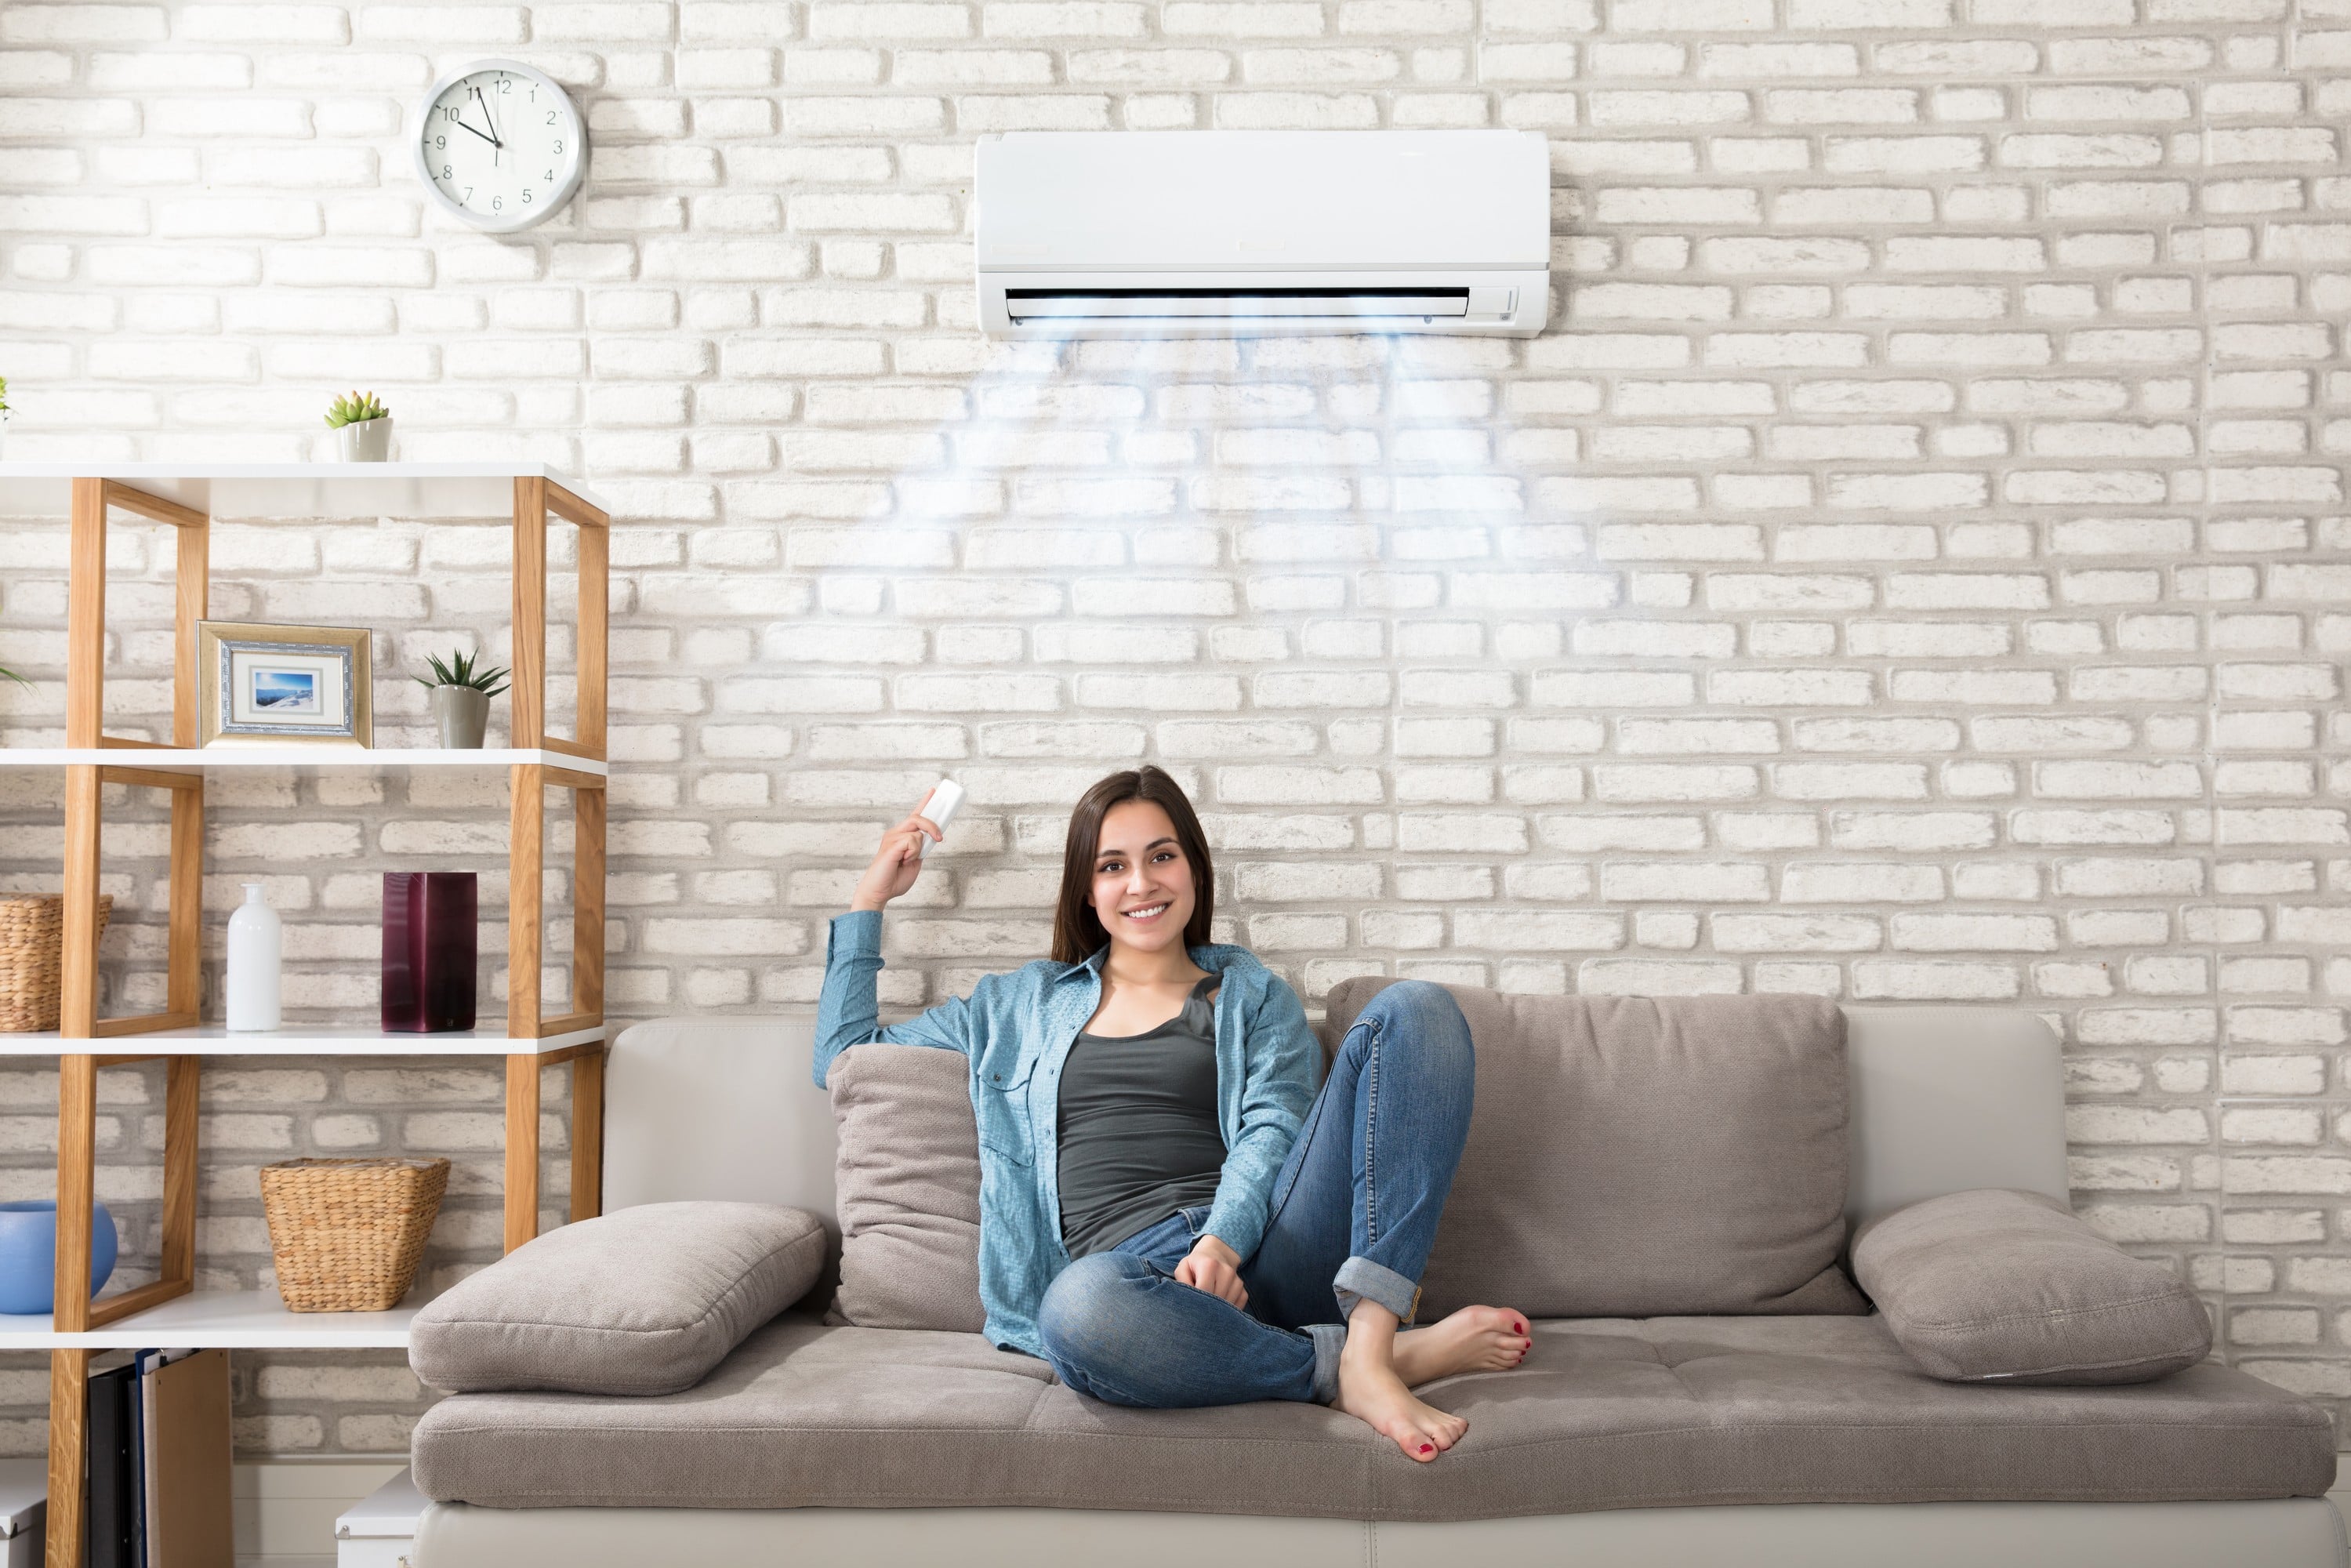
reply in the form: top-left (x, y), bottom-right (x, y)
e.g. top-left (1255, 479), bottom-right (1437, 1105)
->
top-left (226, 882), bottom-right (281, 1032)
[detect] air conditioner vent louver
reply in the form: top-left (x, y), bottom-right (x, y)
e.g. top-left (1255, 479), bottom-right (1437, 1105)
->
top-left (976, 131), bottom-right (1550, 339)
top-left (1006, 287), bottom-right (1481, 322)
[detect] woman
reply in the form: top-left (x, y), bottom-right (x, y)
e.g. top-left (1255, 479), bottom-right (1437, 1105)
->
top-left (815, 767), bottom-right (1529, 1461)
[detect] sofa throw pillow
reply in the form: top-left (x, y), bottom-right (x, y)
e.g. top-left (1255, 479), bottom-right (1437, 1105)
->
top-left (1852, 1187), bottom-right (2212, 1385)
top-left (409, 1200), bottom-right (824, 1396)
top-left (1323, 979), bottom-right (1867, 1320)
top-left (825, 1041), bottom-right (988, 1334)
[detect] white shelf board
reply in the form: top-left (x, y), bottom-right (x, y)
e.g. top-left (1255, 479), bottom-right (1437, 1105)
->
top-left (0, 746), bottom-right (605, 776)
top-left (0, 1286), bottom-right (426, 1349)
top-left (0, 1022), bottom-right (609, 1058)
top-left (0, 461), bottom-right (611, 521)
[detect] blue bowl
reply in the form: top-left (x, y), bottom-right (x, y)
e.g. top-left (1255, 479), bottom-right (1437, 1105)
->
top-left (0, 1200), bottom-right (118, 1315)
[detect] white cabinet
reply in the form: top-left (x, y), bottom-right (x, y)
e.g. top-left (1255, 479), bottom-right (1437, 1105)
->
top-left (336, 1469), bottom-right (425, 1568)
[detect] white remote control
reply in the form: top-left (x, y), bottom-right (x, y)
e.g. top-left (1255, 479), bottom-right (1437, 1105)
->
top-left (916, 779), bottom-right (964, 858)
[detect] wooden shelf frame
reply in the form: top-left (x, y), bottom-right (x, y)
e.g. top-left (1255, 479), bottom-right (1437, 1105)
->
top-left (31, 473), bottom-right (613, 1568)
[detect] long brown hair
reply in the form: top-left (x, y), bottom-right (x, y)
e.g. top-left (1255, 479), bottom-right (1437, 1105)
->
top-left (1051, 766), bottom-right (1215, 964)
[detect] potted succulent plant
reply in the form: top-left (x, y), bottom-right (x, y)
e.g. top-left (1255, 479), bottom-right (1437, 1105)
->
top-left (325, 390), bottom-right (392, 462)
top-left (417, 649), bottom-right (509, 750)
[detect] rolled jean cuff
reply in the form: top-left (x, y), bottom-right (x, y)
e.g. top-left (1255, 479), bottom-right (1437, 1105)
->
top-left (1307, 1323), bottom-right (1346, 1405)
top-left (1333, 1255), bottom-right (1422, 1325)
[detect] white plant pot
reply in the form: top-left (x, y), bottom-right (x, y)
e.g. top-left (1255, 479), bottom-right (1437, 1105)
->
top-left (337, 416), bottom-right (392, 461)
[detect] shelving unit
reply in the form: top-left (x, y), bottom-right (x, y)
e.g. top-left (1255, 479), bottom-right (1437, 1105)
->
top-left (0, 463), bottom-right (615, 1568)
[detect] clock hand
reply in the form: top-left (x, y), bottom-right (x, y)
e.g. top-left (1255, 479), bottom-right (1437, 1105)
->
top-left (451, 118), bottom-right (499, 149)
top-left (473, 82), bottom-right (502, 147)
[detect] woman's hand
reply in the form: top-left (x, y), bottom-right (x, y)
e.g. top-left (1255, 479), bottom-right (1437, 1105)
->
top-left (848, 791), bottom-right (947, 913)
top-left (1174, 1233), bottom-right (1246, 1308)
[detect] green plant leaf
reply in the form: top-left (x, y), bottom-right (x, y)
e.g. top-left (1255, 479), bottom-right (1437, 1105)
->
top-left (324, 389), bottom-right (388, 429)
top-left (418, 650), bottom-right (507, 693)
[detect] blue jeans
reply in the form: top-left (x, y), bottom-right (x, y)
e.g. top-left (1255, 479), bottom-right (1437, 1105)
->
top-left (1036, 979), bottom-right (1475, 1408)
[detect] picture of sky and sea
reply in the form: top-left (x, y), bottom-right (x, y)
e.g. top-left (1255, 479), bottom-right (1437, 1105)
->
top-left (252, 668), bottom-right (319, 713)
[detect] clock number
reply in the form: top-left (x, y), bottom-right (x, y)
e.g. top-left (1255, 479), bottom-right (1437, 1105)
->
top-left (522, 190), bottom-right (533, 204)
top-left (546, 111), bottom-right (557, 124)
top-left (492, 196), bottom-right (502, 211)
top-left (545, 169), bottom-right (554, 180)
top-left (442, 164), bottom-right (452, 178)
top-left (463, 187), bottom-right (473, 201)
top-left (434, 134), bottom-right (445, 148)
top-left (552, 140), bottom-right (562, 153)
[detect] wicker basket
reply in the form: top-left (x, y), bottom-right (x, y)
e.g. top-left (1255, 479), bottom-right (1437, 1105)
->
top-left (259, 1157), bottom-right (450, 1312)
top-left (0, 894), bottom-right (113, 1033)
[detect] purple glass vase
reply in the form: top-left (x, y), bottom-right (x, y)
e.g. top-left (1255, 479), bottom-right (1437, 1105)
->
top-left (382, 872), bottom-right (477, 1033)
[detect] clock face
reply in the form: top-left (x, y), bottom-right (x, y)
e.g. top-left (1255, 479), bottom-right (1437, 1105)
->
top-left (414, 60), bottom-right (583, 233)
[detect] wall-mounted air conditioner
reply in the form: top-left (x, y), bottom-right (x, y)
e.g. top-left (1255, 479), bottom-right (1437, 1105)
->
top-left (975, 130), bottom-right (1551, 338)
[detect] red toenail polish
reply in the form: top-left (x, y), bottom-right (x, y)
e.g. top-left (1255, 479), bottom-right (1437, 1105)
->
top-left (1420, 1444), bottom-right (1433, 1454)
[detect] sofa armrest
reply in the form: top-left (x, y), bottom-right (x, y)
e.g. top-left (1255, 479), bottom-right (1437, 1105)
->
top-left (1852, 1187), bottom-right (2211, 1386)
top-left (410, 1201), bottom-right (826, 1396)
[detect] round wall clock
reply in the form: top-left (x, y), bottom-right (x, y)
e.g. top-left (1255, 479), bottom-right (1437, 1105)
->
top-left (412, 58), bottom-right (586, 234)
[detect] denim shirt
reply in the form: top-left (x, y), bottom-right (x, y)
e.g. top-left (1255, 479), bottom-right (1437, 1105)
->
top-left (813, 909), bottom-right (1319, 1357)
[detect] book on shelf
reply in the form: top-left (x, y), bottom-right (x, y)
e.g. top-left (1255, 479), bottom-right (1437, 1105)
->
top-left (84, 1349), bottom-right (229, 1568)
top-left (85, 1362), bottom-right (132, 1568)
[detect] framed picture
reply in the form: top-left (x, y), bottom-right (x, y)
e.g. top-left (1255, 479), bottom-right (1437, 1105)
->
top-left (198, 621), bottom-right (372, 748)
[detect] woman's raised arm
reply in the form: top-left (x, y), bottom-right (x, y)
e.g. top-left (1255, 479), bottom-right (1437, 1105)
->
top-left (812, 789), bottom-right (967, 1087)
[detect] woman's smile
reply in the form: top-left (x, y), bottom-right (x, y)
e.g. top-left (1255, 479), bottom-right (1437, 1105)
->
top-left (1121, 902), bottom-right (1170, 922)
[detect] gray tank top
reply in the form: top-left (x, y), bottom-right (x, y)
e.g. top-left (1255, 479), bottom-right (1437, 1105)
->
top-left (1056, 973), bottom-right (1226, 1259)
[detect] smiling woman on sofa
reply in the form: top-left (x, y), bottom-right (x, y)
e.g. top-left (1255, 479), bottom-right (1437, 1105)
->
top-left (814, 765), bottom-right (1532, 1461)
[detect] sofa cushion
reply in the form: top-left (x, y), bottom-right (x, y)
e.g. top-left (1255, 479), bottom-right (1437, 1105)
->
top-left (410, 1201), bottom-right (825, 1396)
top-left (412, 1312), bottom-right (2335, 1518)
top-left (825, 1042), bottom-right (987, 1333)
top-left (1323, 980), bottom-right (1865, 1319)
top-left (1852, 1187), bottom-right (2213, 1385)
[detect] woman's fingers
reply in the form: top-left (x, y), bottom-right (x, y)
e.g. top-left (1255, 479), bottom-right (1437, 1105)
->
top-left (909, 790), bottom-right (947, 841)
top-left (1206, 1263), bottom-right (1246, 1308)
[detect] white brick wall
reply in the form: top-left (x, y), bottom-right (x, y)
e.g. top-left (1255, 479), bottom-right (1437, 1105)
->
top-left (4, 0), bottom-right (2351, 1454)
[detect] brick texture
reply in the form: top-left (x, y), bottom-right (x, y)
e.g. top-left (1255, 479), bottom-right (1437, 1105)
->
top-left (4, 0), bottom-right (2351, 1454)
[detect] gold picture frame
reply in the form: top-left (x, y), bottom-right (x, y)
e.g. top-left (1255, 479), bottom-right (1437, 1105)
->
top-left (198, 620), bottom-right (372, 748)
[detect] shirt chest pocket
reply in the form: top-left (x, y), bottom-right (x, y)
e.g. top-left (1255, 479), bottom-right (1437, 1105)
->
top-left (977, 1054), bottom-right (1036, 1167)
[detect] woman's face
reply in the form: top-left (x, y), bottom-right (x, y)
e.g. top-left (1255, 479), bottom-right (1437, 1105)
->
top-left (1090, 800), bottom-right (1195, 958)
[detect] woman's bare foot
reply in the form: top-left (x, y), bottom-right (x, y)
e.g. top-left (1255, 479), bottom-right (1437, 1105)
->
top-left (1336, 1348), bottom-right (1469, 1463)
top-left (1392, 1305), bottom-right (1532, 1388)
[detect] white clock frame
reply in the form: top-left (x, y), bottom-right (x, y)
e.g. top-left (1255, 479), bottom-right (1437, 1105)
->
top-left (411, 57), bottom-right (586, 234)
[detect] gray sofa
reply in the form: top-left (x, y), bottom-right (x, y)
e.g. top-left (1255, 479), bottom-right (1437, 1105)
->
top-left (409, 999), bottom-right (2342, 1567)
